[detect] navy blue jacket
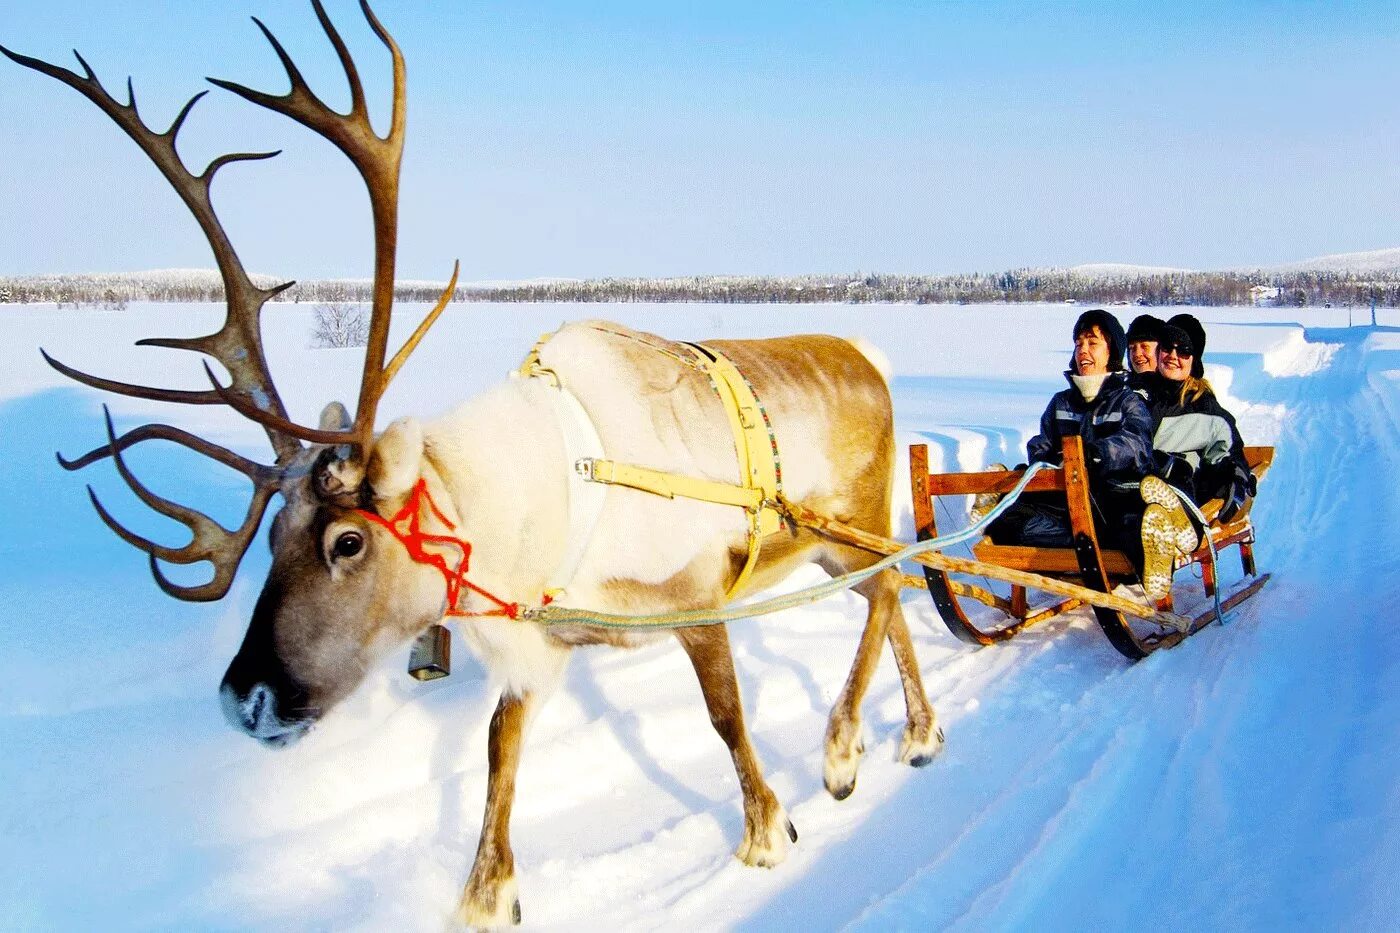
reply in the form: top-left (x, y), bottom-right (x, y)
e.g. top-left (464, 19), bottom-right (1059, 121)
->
top-left (1026, 371), bottom-right (1154, 487)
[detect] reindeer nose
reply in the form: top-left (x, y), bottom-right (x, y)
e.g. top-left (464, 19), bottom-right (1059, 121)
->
top-left (221, 680), bottom-right (272, 733)
top-left (220, 679), bottom-right (310, 747)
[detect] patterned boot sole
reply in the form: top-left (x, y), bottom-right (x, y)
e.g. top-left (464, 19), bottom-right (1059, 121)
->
top-left (1140, 505), bottom-right (1176, 602)
top-left (1141, 476), bottom-right (1200, 572)
top-left (1140, 502), bottom-right (1199, 602)
top-left (1140, 474), bottom-right (1181, 510)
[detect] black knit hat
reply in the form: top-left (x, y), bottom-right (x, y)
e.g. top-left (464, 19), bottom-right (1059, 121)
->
top-left (1165, 312), bottom-right (1206, 377)
top-left (1072, 308), bottom-right (1126, 372)
top-left (1126, 314), bottom-right (1166, 344)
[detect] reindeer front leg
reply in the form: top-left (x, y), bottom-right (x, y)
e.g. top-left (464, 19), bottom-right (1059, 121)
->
top-left (675, 625), bottom-right (797, 867)
top-left (459, 690), bottom-right (533, 928)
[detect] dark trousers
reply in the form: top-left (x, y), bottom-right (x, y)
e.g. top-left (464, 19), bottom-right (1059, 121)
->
top-left (986, 490), bottom-right (1145, 572)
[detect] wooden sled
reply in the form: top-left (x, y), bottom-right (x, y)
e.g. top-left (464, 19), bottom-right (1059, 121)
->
top-left (909, 435), bottom-right (1274, 660)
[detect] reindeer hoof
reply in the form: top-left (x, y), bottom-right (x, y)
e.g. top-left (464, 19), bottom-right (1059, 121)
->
top-left (827, 777), bottom-right (855, 801)
top-left (456, 874), bottom-right (520, 930)
top-left (823, 720), bottom-right (865, 801)
top-left (899, 722), bottom-right (945, 768)
top-left (736, 803), bottom-right (794, 867)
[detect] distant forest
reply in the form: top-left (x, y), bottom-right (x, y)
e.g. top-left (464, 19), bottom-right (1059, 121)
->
top-left (2, 268), bottom-right (1397, 309)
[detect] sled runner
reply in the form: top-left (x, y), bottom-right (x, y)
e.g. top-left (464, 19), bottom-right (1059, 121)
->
top-left (909, 436), bottom-right (1274, 660)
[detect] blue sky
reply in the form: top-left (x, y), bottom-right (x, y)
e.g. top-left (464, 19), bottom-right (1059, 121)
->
top-left (1, 0), bottom-right (1397, 280)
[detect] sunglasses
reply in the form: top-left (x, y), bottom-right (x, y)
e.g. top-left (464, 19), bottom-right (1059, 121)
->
top-left (1159, 342), bottom-right (1195, 357)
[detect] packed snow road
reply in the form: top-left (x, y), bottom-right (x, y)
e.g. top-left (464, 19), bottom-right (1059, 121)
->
top-left (0, 303), bottom-right (1395, 930)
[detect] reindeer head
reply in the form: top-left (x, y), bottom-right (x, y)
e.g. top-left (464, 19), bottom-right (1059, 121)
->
top-left (4, 2), bottom-right (459, 746)
top-left (223, 413), bottom-right (457, 746)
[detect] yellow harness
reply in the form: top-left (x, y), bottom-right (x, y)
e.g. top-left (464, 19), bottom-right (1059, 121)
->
top-left (517, 326), bottom-right (784, 599)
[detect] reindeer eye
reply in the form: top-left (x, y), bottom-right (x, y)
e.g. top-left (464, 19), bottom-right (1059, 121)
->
top-left (332, 530), bottom-right (364, 559)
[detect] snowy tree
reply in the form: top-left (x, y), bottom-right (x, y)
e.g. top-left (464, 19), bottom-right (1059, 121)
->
top-left (311, 302), bottom-right (370, 348)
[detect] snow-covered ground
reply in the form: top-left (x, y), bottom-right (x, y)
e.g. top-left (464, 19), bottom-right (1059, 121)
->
top-left (1, 301), bottom-right (1396, 931)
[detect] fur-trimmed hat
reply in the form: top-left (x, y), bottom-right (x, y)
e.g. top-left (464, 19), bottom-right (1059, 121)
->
top-left (1126, 313), bottom-right (1166, 344)
top-left (1165, 312), bottom-right (1206, 377)
top-left (1072, 308), bottom-right (1126, 372)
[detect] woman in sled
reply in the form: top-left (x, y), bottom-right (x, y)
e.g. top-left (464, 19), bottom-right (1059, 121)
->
top-left (980, 309), bottom-right (1155, 564)
top-left (1135, 313), bottom-right (1257, 599)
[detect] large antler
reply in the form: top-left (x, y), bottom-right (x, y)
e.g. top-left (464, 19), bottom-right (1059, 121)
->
top-left (201, 0), bottom-right (413, 455)
top-left (0, 45), bottom-right (300, 461)
top-left (2, 1), bottom-right (454, 600)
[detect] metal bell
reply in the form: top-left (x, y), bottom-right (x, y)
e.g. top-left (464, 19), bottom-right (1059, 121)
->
top-left (408, 623), bottom-right (451, 681)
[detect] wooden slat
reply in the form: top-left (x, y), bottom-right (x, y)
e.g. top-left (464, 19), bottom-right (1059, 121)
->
top-left (1023, 597), bottom-right (1085, 627)
top-left (921, 448), bottom-right (1272, 502)
top-left (909, 444), bottom-right (935, 539)
top-left (1189, 573), bottom-right (1270, 628)
top-left (900, 573), bottom-right (1019, 614)
top-left (1244, 446), bottom-right (1274, 477)
top-left (926, 469), bottom-right (1067, 497)
top-left (1188, 523), bottom-right (1255, 563)
top-left (971, 541), bottom-right (1137, 576)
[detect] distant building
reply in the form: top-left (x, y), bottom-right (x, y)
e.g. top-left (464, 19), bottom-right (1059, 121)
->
top-left (1250, 285), bottom-right (1281, 306)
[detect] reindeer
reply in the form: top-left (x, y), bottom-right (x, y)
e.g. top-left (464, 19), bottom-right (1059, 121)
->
top-left (4, 3), bottom-right (943, 926)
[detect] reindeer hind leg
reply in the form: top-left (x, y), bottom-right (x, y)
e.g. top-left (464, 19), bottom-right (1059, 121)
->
top-left (819, 545), bottom-right (942, 801)
top-left (881, 583), bottom-right (944, 767)
top-left (675, 624), bottom-right (797, 867)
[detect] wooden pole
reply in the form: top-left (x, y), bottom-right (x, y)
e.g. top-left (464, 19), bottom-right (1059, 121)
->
top-left (782, 499), bottom-right (1188, 629)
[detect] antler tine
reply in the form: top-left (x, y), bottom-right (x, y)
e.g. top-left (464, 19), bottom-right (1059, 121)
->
top-left (209, 0), bottom-right (406, 456)
top-left (86, 484), bottom-right (279, 603)
top-left (57, 417), bottom-right (276, 481)
top-left (382, 261), bottom-right (460, 391)
top-left (312, 0), bottom-right (369, 119)
top-left (164, 88), bottom-right (207, 138)
top-left (40, 348), bottom-right (223, 407)
top-left (0, 42), bottom-right (303, 464)
top-left (87, 408), bottom-right (280, 603)
top-left (203, 362), bottom-right (359, 447)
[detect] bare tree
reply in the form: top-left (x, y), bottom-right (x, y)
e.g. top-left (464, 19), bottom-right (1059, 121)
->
top-left (311, 301), bottom-right (370, 348)
top-left (100, 287), bottom-right (127, 311)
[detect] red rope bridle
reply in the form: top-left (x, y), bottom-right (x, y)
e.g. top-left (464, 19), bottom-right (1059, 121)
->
top-left (357, 479), bottom-right (540, 620)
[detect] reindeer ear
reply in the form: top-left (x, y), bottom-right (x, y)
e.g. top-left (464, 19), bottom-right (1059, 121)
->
top-left (367, 417), bottom-right (424, 500)
top-left (318, 401), bottom-right (353, 432)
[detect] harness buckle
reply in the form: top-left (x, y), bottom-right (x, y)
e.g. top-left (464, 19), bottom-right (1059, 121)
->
top-left (575, 457), bottom-right (597, 481)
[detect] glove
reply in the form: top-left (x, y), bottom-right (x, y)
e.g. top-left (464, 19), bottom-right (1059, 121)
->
top-left (1027, 435), bottom-right (1061, 467)
top-left (1084, 440), bottom-right (1112, 477)
top-left (1217, 465), bottom-right (1257, 523)
top-left (1153, 450), bottom-right (1195, 488)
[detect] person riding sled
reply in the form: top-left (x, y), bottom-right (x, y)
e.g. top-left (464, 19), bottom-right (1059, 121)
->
top-left (980, 309), bottom-right (1155, 564)
top-left (1126, 313), bottom-right (1167, 375)
top-left (1134, 313), bottom-right (1257, 599)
